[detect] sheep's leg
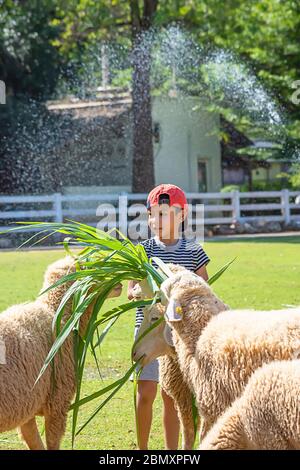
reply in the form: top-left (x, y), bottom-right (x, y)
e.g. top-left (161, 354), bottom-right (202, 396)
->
top-left (159, 355), bottom-right (196, 450)
top-left (176, 400), bottom-right (196, 450)
top-left (45, 409), bottom-right (67, 450)
top-left (19, 417), bottom-right (45, 450)
top-left (199, 416), bottom-right (214, 441)
top-left (171, 388), bottom-right (199, 450)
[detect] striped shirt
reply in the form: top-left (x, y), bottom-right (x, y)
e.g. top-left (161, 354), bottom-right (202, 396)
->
top-left (135, 236), bottom-right (210, 329)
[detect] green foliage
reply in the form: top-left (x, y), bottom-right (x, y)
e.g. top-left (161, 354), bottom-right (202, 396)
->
top-left (1, 0), bottom-right (300, 167)
top-left (221, 178), bottom-right (295, 192)
top-left (0, 0), bottom-right (63, 98)
top-left (2, 219), bottom-right (234, 444)
top-left (287, 163), bottom-right (300, 190)
top-left (221, 184), bottom-right (248, 193)
top-left (251, 179), bottom-right (291, 191)
top-left (3, 220), bottom-right (166, 444)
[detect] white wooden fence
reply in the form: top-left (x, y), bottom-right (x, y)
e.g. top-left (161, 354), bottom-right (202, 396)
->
top-left (0, 190), bottom-right (299, 234)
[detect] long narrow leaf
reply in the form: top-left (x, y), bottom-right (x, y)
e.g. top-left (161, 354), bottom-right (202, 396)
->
top-left (33, 290), bottom-right (98, 386)
top-left (92, 316), bottom-right (119, 351)
top-left (208, 257), bottom-right (236, 285)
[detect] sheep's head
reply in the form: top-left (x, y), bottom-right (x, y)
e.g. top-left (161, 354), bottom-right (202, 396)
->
top-left (132, 265), bottom-right (229, 366)
top-left (130, 264), bottom-right (186, 301)
top-left (132, 263), bottom-right (190, 366)
top-left (132, 302), bottom-right (173, 365)
top-left (160, 271), bottom-right (229, 335)
top-left (40, 256), bottom-right (122, 311)
top-left (40, 256), bottom-right (76, 309)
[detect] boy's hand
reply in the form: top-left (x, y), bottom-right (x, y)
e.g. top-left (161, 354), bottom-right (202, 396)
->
top-left (131, 283), bottom-right (143, 300)
top-left (127, 279), bottom-right (153, 301)
top-left (127, 280), bottom-right (139, 300)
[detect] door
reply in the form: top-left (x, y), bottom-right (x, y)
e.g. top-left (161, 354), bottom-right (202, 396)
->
top-left (198, 160), bottom-right (208, 192)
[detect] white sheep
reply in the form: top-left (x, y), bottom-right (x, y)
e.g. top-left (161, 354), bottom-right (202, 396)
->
top-left (200, 360), bottom-right (300, 449)
top-left (134, 300), bottom-right (197, 449)
top-left (0, 256), bottom-right (121, 450)
top-left (133, 268), bottom-right (300, 437)
top-left (133, 264), bottom-right (215, 450)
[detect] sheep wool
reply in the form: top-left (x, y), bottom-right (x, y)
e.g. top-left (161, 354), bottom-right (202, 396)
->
top-left (0, 256), bottom-right (120, 450)
top-left (162, 272), bottom-right (300, 436)
top-left (137, 268), bottom-right (300, 439)
top-left (200, 360), bottom-right (300, 450)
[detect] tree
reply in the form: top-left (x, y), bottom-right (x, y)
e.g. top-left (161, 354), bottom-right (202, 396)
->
top-left (1, 0), bottom-right (300, 195)
top-left (27, 0), bottom-right (158, 192)
top-left (130, 0), bottom-right (158, 192)
top-left (0, 0), bottom-right (63, 98)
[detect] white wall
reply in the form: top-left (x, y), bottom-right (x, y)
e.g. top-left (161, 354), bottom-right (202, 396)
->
top-left (63, 95), bottom-right (222, 196)
top-left (152, 96), bottom-right (221, 192)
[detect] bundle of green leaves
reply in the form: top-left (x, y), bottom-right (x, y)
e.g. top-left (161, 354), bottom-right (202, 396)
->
top-left (1, 220), bottom-right (234, 445)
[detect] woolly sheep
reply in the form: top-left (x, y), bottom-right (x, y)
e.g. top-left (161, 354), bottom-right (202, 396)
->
top-left (133, 264), bottom-right (205, 450)
top-left (134, 300), bottom-right (196, 449)
top-left (133, 268), bottom-right (300, 436)
top-left (0, 256), bottom-right (121, 450)
top-left (200, 360), bottom-right (300, 450)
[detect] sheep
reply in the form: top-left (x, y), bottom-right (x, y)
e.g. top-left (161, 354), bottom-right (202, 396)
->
top-left (134, 300), bottom-right (196, 449)
top-left (133, 264), bottom-right (205, 450)
top-left (200, 360), bottom-right (300, 450)
top-left (133, 268), bottom-right (300, 437)
top-left (0, 256), bottom-right (122, 450)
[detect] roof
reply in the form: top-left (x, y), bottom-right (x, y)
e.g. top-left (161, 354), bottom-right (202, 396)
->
top-left (221, 116), bottom-right (253, 149)
top-left (46, 87), bottom-right (132, 119)
top-left (221, 116), bottom-right (253, 166)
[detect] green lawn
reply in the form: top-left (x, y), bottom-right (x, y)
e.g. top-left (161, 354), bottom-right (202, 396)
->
top-left (0, 238), bottom-right (299, 450)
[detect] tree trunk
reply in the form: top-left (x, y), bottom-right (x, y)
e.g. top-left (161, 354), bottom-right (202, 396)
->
top-left (130, 0), bottom-right (158, 193)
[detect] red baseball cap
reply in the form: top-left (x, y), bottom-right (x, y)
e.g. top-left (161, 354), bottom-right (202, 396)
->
top-left (146, 184), bottom-right (187, 210)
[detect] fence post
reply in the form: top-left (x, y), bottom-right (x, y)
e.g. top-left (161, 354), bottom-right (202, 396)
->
top-left (281, 189), bottom-right (290, 225)
top-left (232, 190), bottom-right (241, 224)
top-left (119, 193), bottom-right (128, 237)
top-left (53, 193), bottom-right (63, 223)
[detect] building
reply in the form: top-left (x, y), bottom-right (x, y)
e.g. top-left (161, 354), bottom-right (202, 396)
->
top-left (45, 89), bottom-right (222, 196)
top-left (1, 87), bottom-right (292, 196)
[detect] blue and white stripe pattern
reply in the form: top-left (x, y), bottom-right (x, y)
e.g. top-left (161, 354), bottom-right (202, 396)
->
top-left (135, 236), bottom-right (210, 328)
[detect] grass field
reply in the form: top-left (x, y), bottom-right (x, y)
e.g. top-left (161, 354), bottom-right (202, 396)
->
top-left (0, 237), bottom-right (299, 450)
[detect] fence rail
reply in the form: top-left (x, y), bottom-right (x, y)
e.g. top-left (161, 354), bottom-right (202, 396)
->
top-left (0, 189), bottom-right (300, 234)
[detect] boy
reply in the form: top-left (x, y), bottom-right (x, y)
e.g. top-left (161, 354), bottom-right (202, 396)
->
top-left (127, 184), bottom-right (210, 450)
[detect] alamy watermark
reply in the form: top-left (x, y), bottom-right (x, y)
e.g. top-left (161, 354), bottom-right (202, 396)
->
top-left (94, 198), bottom-right (205, 243)
top-left (0, 80), bottom-right (5, 104)
top-left (291, 80), bottom-right (300, 105)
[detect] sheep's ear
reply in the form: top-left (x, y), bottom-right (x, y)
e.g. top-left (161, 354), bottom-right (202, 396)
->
top-left (159, 271), bottom-right (191, 306)
top-left (164, 297), bottom-right (183, 322)
top-left (159, 288), bottom-right (169, 306)
top-left (159, 275), bottom-right (180, 305)
top-left (159, 279), bottom-right (171, 306)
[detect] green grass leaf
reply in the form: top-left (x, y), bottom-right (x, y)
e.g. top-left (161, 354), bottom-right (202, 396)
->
top-left (208, 257), bottom-right (236, 285)
top-left (2, 219), bottom-right (236, 444)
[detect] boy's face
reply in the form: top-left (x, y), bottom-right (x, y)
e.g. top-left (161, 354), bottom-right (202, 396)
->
top-left (148, 203), bottom-right (184, 240)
